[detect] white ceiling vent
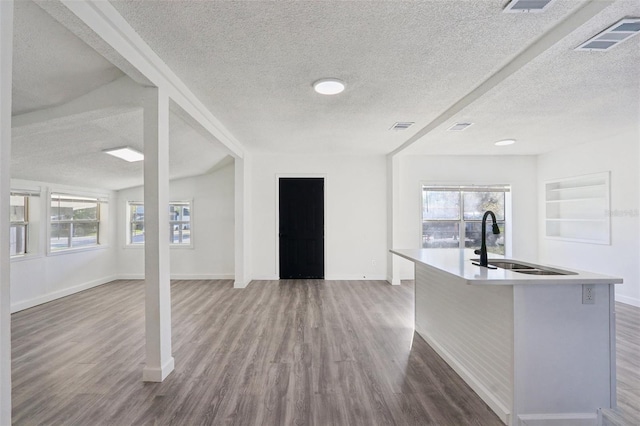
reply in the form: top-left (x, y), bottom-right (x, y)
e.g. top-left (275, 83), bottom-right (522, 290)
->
top-left (575, 18), bottom-right (640, 52)
top-left (503, 0), bottom-right (555, 13)
top-left (448, 122), bottom-right (473, 131)
top-left (390, 122), bottom-right (414, 131)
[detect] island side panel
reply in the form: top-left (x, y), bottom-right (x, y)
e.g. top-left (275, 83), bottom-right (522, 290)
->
top-left (512, 283), bottom-right (613, 424)
top-left (414, 263), bottom-right (514, 424)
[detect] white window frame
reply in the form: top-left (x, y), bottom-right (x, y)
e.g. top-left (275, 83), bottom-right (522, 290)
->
top-left (49, 193), bottom-right (105, 254)
top-left (125, 200), bottom-right (193, 248)
top-left (10, 193), bottom-right (29, 257)
top-left (420, 184), bottom-right (512, 256)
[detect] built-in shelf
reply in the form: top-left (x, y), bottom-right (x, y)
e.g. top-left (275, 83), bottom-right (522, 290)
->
top-left (545, 172), bottom-right (610, 244)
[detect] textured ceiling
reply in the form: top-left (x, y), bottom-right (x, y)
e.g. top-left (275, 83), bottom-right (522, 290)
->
top-left (11, 1), bottom-right (231, 190)
top-left (402, 0), bottom-right (640, 155)
top-left (109, 0), bottom-right (613, 155)
top-left (9, 0), bottom-right (640, 191)
top-left (12, 105), bottom-right (229, 190)
top-left (12, 0), bottom-right (124, 115)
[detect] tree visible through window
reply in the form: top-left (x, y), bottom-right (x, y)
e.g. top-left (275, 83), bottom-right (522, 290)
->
top-left (422, 186), bottom-right (509, 255)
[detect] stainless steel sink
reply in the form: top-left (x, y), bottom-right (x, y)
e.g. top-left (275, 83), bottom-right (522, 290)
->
top-left (512, 269), bottom-right (567, 275)
top-left (472, 259), bottom-right (577, 276)
top-left (486, 261), bottom-right (535, 270)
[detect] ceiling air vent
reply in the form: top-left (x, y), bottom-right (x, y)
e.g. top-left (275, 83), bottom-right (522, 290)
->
top-left (448, 122), bottom-right (473, 131)
top-left (390, 122), bottom-right (414, 131)
top-left (575, 18), bottom-right (640, 52)
top-left (503, 0), bottom-right (555, 13)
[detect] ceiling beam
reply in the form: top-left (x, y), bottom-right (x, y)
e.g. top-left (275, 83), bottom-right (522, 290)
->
top-left (41, 0), bottom-right (244, 159)
top-left (390, 0), bottom-right (615, 157)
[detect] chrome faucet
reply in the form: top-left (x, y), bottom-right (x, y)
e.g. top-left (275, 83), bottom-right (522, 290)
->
top-left (474, 210), bottom-right (500, 267)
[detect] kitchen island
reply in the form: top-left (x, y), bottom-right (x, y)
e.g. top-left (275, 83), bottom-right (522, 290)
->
top-left (391, 248), bottom-right (623, 426)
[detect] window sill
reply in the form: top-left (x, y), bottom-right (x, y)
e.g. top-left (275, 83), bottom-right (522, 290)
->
top-left (47, 244), bottom-right (110, 257)
top-left (10, 253), bottom-right (45, 263)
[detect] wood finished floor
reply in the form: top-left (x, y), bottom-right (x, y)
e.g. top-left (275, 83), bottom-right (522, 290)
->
top-left (12, 279), bottom-right (502, 426)
top-left (602, 302), bottom-right (640, 426)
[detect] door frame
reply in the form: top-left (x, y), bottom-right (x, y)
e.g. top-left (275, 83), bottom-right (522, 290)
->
top-left (275, 174), bottom-right (327, 279)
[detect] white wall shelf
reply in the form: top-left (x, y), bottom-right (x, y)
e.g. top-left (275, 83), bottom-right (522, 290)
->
top-left (545, 172), bottom-right (610, 244)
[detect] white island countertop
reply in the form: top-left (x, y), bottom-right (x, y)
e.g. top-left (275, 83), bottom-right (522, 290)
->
top-left (391, 248), bottom-right (623, 286)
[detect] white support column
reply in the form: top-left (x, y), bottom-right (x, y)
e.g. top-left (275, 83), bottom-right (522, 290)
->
top-left (386, 154), bottom-right (401, 285)
top-left (0, 1), bottom-right (12, 423)
top-left (234, 154), bottom-right (252, 288)
top-left (142, 87), bottom-right (174, 382)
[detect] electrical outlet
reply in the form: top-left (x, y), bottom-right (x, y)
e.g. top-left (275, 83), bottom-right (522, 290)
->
top-left (582, 284), bottom-right (595, 304)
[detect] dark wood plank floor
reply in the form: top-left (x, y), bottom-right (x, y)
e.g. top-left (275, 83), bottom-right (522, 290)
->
top-left (602, 302), bottom-right (640, 426)
top-left (12, 279), bottom-right (502, 425)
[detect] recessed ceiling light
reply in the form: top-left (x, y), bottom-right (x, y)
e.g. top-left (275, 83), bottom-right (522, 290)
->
top-left (495, 139), bottom-right (516, 146)
top-left (313, 79), bottom-right (345, 95)
top-left (103, 147), bottom-right (144, 162)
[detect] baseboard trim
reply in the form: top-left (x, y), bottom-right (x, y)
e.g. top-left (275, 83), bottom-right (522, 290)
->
top-left (615, 294), bottom-right (640, 308)
top-left (518, 413), bottom-right (597, 426)
top-left (324, 274), bottom-right (388, 281)
top-left (233, 278), bottom-right (252, 289)
top-left (116, 274), bottom-right (234, 280)
top-left (251, 275), bottom-right (279, 281)
top-left (415, 329), bottom-right (511, 425)
top-left (11, 275), bottom-right (118, 313)
top-left (142, 357), bottom-right (175, 382)
top-left (171, 274), bottom-right (234, 280)
top-left (252, 275), bottom-right (390, 281)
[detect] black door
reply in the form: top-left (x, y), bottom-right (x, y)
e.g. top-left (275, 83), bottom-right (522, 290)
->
top-left (279, 178), bottom-right (324, 279)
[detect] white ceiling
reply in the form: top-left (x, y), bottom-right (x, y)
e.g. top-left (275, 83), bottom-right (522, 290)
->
top-left (10, 0), bottom-right (640, 189)
top-left (109, 0), bottom-right (638, 156)
top-left (403, 0), bottom-right (640, 155)
top-left (12, 0), bottom-right (123, 115)
top-left (11, 0), bottom-right (229, 190)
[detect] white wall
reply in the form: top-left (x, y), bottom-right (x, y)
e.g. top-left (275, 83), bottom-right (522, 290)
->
top-left (116, 164), bottom-right (235, 279)
top-left (537, 134), bottom-right (640, 307)
top-left (10, 179), bottom-right (118, 312)
top-left (251, 154), bottom-right (387, 280)
top-left (396, 155), bottom-right (539, 279)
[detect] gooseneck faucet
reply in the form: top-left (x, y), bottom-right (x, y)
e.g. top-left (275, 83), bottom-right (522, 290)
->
top-left (474, 210), bottom-right (500, 267)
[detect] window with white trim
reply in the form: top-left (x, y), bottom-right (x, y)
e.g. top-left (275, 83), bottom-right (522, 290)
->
top-left (10, 194), bottom-right (28, 256)
top-left (422, 185), bottom-right (509, 255)
top-left (50, 194), bottom-right (102, 251)
top-left (127, 201), bottom-right (191, 246)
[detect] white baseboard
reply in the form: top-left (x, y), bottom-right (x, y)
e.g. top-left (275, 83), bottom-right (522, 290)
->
top-left (518, 413), bottom-right (597, 426)
top-left (324, 274), bottom-right (388, 281)
top-left (11, 275), bottom-right (118, 313)
top-left (117, 274), bottom-right (234, 280)
top-left (252, 275), bottom-right (389, 281)
top-left (171, 274), bottom-right (234, 280)
top-left (615, 294), bottom-right (640, 308)
top-left (11, 274), bottom-right (236, 313)
top-left (142, 357), bottom-right (175, 382)
top-left (233, 278), bottom-right (252, 289)
top-left (251, 275), bottom-right (279, 281)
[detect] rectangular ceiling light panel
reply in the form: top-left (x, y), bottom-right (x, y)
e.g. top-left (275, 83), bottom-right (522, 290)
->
top-left (103, 147), bottom-right (144, 162)
top-left (575, 18), bottom-right (640, 51)
top-left (503, 0), bottom-right (555, 13)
